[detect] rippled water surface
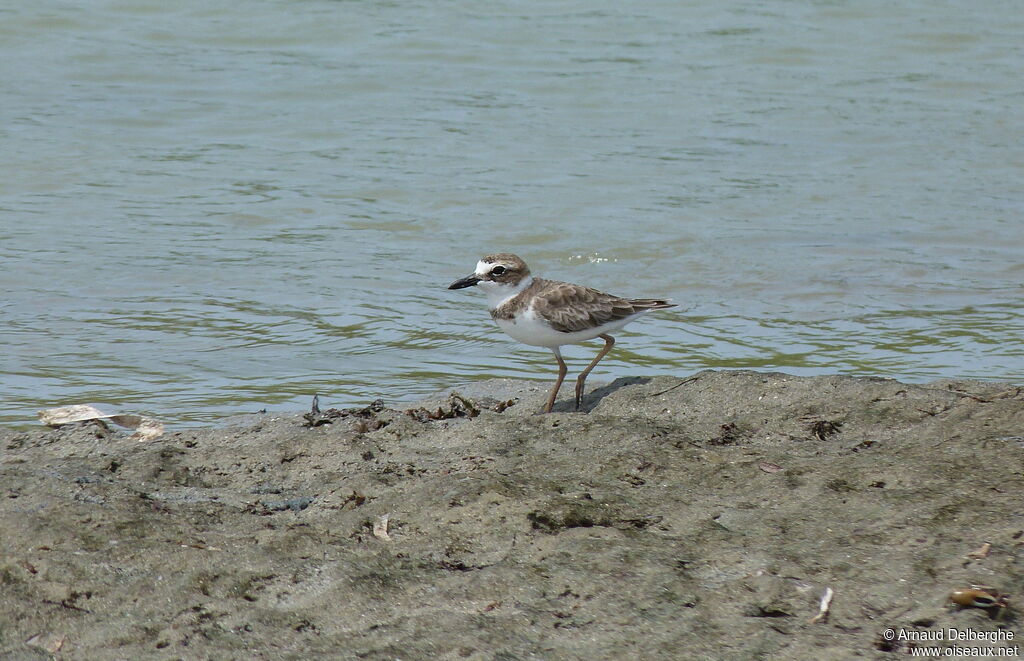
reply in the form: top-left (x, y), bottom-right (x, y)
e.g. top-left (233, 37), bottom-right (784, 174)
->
top-left (2, 1), bottom-right (1022, 426)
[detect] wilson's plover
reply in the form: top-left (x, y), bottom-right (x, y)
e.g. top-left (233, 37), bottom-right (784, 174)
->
top-left (448, 253), bottom-right (675, 413)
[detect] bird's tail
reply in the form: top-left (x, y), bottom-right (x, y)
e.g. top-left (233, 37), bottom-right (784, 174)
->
top-left (629, 298), bottom-right (676, 311)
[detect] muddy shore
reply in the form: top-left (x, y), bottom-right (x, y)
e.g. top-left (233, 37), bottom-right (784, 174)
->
top-left (1, 370), bottom-right (1022, 660)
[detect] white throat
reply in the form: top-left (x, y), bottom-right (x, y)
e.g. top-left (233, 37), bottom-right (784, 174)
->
top-left (478, 275), bottom-right (533, 310)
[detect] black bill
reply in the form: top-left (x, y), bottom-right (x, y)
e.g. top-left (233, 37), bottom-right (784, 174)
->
top-left (448, 275), bottom-right (481, 290)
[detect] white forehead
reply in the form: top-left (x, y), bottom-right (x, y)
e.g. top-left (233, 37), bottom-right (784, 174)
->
top-left (474, 260), bottom-right (493, 276)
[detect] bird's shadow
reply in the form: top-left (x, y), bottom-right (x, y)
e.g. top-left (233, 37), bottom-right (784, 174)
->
top-left (550, 376), bottom-right (651, 414)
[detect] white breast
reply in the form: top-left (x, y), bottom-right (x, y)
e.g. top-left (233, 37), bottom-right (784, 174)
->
top-left (495, 306), bottom-right (647, 348)
top-left (479, 276), bottom-right (532, 309)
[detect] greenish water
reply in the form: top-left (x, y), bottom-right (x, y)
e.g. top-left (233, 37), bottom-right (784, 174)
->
top-left (2, 1), bottom-right (1021, 426)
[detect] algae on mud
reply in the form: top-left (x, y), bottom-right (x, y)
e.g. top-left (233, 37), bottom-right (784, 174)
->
top-left (1, 371), bottom-right (1021, 660)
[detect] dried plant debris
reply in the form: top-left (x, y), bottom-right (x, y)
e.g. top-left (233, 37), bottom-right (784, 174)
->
top-left (708, 422), bottom-right (741, 445)
top-left (527, 501), bottom-right (661, 534)
top-left (303, 394), bottom-right (388, 429)
top-left (304, 392), bottom-right (515, 428)
top-left (808, 419), bottom-right (842, 440)
top-left (405, 393), bottom-right (480, 421)
top-left (351, 418), bottom-right (388, 433)
top-left (489, 398), bottom-right (517, 413)
top-left (38, 404), bottom-right (164, 440)
top-left (340, 491), bottom-right (367, 508)
top-left (248, 496), bottom-right (315, 514)
top-left (405, 392), bottom-right (516, 425)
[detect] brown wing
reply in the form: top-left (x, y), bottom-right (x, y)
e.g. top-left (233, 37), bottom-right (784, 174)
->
top-left (532, 279), bottom-right (668, 333)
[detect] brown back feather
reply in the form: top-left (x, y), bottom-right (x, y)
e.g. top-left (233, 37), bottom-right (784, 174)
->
top-left (525, 279), bottom-right (675, 333)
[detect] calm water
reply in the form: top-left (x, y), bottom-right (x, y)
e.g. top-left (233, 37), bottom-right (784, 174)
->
top-left (2, 1), bottom-right (1022, 427)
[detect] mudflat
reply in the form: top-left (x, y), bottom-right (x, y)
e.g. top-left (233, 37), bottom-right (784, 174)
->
top-left (1, 371), bottom-right (1021, 660)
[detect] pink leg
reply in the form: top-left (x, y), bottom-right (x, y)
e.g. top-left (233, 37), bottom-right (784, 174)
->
top-left (574, 334), bottom-right (615, 410)
top-left (544, 348), bottom-right (568, 413)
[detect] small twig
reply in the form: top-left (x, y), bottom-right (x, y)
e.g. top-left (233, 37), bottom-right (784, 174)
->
top-left (809, 586), bottom-right (834, 623)
top-left (180, 542), bottom-right (223, 551)
top-left (652, 376), bottom-right (700, 397)
top-left (42, 599), bottom-right (92, 614)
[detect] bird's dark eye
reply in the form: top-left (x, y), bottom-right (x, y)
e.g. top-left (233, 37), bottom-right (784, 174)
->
top-left (491, 266), bottom-right (506, 276)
